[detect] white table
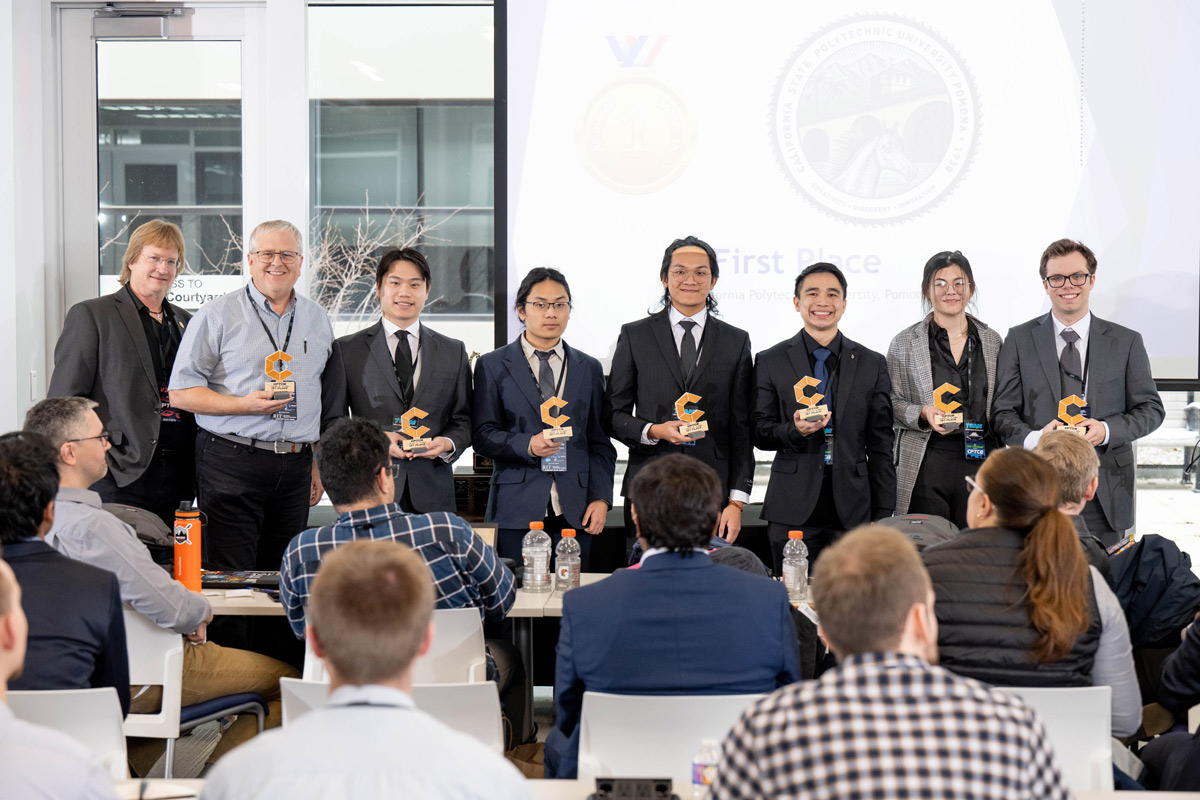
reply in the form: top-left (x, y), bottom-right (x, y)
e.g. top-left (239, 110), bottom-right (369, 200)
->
top-left (204, 588), bottom-right (285, 616)
top-left (115, 778), bottom-right (204, 799)
top-left (528, 778), bottom-right (590, 799)
top-left (542, 573), bottom-right (609, 617)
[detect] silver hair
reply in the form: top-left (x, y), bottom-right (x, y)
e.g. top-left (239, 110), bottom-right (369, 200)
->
top-left (23, 397), bottom-right (99, 451)
top-left (248, 220), bottom-right (304, 255)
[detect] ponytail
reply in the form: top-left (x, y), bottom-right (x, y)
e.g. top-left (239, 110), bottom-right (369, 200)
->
top-left (1017, 506), bottom-right (1089, 662)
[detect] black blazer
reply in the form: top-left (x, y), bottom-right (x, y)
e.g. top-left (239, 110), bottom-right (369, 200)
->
top-left (472, 338), bottom-right (617, 530)
top-left (321, 321), bottom-right (472, 513)
top-left (753, 332), bottom-right (896, 526)
top-left (3, 540), bottom-right (130, 715)
top-left (48, 288), bottom-right (192, 486)
top-left (606, 309), bottom-right (754, 498)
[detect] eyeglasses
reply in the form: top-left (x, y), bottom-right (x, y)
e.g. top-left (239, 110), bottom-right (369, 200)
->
top-left (67, 430), bottom-right (111, 445)
top-left (385, 463), bottom-right (401, 478)
top-left (523, 301), bottom-right (571, 312)
top-left (1043, 272), bottom-right (1092, 288)
top-left (144, 255), bottom-right (180, 270)
top-left (964, 474), bottom-right (983, 494)
top-left (251, 250), bottom-right (301, 265)
top-left (932, 279), bottom-right (968, 293)
top-left (668, 268), bottom-right (712, 282)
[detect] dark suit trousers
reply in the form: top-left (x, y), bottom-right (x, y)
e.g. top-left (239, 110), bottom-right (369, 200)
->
top-left (194, 431), bottom-right (313, 572)
top-left (92, 439), bottom-right (196, 528)
top-left (766, 469), bottom-right (842, 575)
top-left (908, 440), bottom-right (980, 531)
top-left (1081, 497), bottom-right (1123, 548)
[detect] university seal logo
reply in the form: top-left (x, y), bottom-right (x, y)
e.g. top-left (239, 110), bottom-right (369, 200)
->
top-left (770, 15), bottom-right (980, 224)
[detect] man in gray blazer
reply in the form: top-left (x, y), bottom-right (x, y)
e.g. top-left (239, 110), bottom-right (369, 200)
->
top-left (321, 248), bottom-right (472, 513)
top-left (48, 220), bottom-right (195, 526)
top-left (992, 238), bottom-right (1164, 546)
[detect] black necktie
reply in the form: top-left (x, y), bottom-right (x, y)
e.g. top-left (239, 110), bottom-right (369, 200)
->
top-left (1060, 329), bottom-right (1083, 397)
top-left (679, 320), bottom-right (698, 383)
top-left (535, 350), bottom-right (555, 400)
top-left (394, 330), bottom-right (414, 407)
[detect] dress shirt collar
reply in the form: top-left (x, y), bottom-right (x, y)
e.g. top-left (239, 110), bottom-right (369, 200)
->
top-left (638, 546), bottom-right (709, 565)
top-left (246, 278), bottom-right (295, 317)
top-left (801, 329), bottom-right (843, 358)
top-left (334, 502), bottom-right (410, 528)
top-left (519, 331), bottom-right (565, 362)
top-left (326, 683), bottom-right (417, 710)
top-left (668, 304), bottom-right (708, 332)
top-left (125, 282), bottom-right (176, 319)
top-left (54, 486), bottom-right (103, 509)
top-left (1051, 309), bottom-right (1091, 340)
top-left (382, 317), bottom-right (421, 343)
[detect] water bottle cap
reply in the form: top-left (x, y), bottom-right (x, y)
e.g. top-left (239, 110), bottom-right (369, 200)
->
top-left (562, 529), bottom-right (576, 537)
top-left (788, 530), bottom-right (804, 539)
top-left (529, 521), bottom-right (544, 529)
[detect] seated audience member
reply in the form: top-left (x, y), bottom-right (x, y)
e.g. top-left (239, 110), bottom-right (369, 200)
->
top-left (279, 417), bottom-right (526, 743)
top-left (201, 541), bottom-right (531, 799)
top-left (922, 447), bottom-right (1140, 736)
top-left (1140, 620), bottom-right (1200, 790)
top-left (23, 397), bottom-right (297, 772)
top-left (0, 558), bottom-right (119, 799)
top-left (712, 526), bottom-right (1070, 799)
top-left (544, 454), bottom-right (802, 779)
top-left (1033, 428), bottom-right (1111, 579)
top-left (0, 432), bottom-right (130, 714)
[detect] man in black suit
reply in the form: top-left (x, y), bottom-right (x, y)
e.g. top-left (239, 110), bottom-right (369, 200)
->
top-left (753, 263), bottom-right (895, 573)
top-left (0, 431), bottom-right (130, 715)
top-left (322, 248), bottom-right (472, 513)
top-left (607, 236), bottom-right (754, 564)
top-left (48, 219), bottom-right (195, 526)
top-left (992, 239), bottom-right (1164, 546)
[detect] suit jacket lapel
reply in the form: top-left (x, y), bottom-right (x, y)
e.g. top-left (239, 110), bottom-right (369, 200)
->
top-left (912, 320), bottom-right (934, 406)
top-left (650, 311), bottom-right (685, 390)
top-left (503, 339), bottom-right (544, 414)
top-left (561, 341), bottom-right (585, 413)
top-left (691, 316), bottom-right (721, 384)
top-left (1034, 314), bottom-right (1062, 397)
top-left (1085, 316), bottom-right (1114, 398)
top-left (835, 338), bottom-right (859, 423)
top-left (412, 327), bottom-right (440, 408)
top-left (115, 288), bottom-right (159, 392)
top-left (785, 332), bottom-right (810, 390)
top-left (366, 321), bottom-right (406, 404)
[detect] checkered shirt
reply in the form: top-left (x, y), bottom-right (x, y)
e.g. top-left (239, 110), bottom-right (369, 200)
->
top-left (279, 503), bottom-right (515, 641)
top-left (712, 652), bottom-right (1071, 800)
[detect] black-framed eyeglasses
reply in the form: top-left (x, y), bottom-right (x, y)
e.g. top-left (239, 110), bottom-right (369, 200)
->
top-left (523, 301), bottom-right (571, 312)
top-left (67, 430), bottom-right (111, 444)
top-left (385, 463), bottom-right (402, 478)
top-left (250, 250), bottom-right (301, 265)
top-left (1043, 272), bottom-right (1092, 288)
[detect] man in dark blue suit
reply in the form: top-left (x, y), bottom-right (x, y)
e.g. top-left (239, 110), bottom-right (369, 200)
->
top-left (0, 431), bottom-right (129, 715)
top-left (472, 267), bottom-right (617, 568)
top-left (544, 455), bottom-right (802, 779)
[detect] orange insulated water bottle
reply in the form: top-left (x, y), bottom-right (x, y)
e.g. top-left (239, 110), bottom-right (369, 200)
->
top-left (174, 501), bottom-right (202, 591)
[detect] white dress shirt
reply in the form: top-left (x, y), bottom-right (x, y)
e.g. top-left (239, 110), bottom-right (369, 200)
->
top-left (381, 317), bottom-right (423, 388)
top-left (199, 684), bottom-right (531, 800)
top-left (1024, 310), bottom-right (1109, 448)
top-left (520, 333), bottom-right (567, 516)
top-left (0, 703), bottom-right (118, 799)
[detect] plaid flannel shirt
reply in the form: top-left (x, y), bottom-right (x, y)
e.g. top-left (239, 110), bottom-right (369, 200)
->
top-left (280, 503), bottom-right (515, 640)
top-left (713, 651), bottom-right (1071, 800)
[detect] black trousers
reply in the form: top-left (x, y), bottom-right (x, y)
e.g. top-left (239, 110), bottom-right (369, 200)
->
top-left (1080, 497), bottom-right (1122, 548)
top-left (766, 469), bottom-right (842, 576)
top-left (93, 440), bottom-right (196, 529)
top-left (908, 442), bottom-right (982, 531)
top-left (194, 431), bottom-right (313, 572)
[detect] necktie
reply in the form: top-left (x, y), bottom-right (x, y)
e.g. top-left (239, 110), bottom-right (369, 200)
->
top-left (814, 347), bottom-right (832, 406)
top-left (679, 320), bottom-right (698, 383)
top-left (535, 350), bottom-right (555, 400)
top-left (394, 330), bottom-right (414, 407)
top-left (1060, 329), bottom-right (1083, 397)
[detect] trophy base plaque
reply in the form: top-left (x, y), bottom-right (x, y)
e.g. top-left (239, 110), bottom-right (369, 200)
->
top-left (798, 404), bottom-right (829, 422)
top-left (1059, 425), bottom-right (1086, 435)
top-left (680, 420), bottom-right (709, 439)
top-left (935, 412), bottom-right (963, 431)
top-left (543, 427), bottom-right (573, 443)
top-left (402, 438), bottom-right (431, 453)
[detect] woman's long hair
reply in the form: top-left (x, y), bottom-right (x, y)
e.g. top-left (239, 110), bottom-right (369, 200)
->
top-left (976, 448), bottom-right (1090, 662)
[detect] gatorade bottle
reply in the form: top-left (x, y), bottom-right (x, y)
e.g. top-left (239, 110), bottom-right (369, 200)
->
top-left (782, 530), bottom-right (809, 605)
top-left (691, 738), bottom-right (721, 799)
top-left (521, 521), bottom-right (552, 593)
top-left (174, 501), bottom-right (202, 592)
top-left (555, 529), bottom-right (581, 594)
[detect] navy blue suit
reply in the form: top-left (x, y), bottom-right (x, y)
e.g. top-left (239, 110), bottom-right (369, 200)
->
top-left (544, 552), bottom-right (802, 778)
top-left (472, 338), bottom-right (616, 538)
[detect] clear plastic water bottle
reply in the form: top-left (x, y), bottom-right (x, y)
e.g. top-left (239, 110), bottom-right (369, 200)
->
top-left (782, 530), bottom-right (809, 605)
top-left (521, 521), bottom-right (552, 593)
top-left (691, 737), bottom-right (721, 799)
top-left (555, 529), bottom-right (582, 594)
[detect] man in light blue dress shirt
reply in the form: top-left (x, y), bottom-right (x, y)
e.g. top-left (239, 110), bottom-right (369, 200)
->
top-left (170, 220), bottom-right (335, 572)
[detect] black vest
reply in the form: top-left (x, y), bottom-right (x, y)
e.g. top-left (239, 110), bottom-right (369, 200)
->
top-left (923, 526), bottom-right (1102, 687)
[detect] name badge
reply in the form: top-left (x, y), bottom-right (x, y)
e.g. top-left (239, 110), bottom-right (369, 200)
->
top-left (266, 380), bottom-right (297, 421)
top-left (963, 421), bottom-right (986, 460)
top-left (541, 448), bottom-right (568, 472)
top-left (823, 426), bottom-right (834, 466)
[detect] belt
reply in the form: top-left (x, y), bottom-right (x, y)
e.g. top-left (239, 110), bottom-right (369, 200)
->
top-left (208, 431), bottom-right (312, 454)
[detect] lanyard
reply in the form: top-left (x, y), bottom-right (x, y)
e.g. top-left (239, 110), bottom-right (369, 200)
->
top-left (525, 347), bottom-right (568, 401)
top-left (246, 285), bottom-right (296, 370)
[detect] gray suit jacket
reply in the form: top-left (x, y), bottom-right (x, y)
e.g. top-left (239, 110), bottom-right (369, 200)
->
top-left (48, 287), bottom-right (191, 486)
top-left (321, 321), bottom-right (472, 513)
top-left (991, 312), bottom-right (1164, 531)
top-left (886, 314), bottom-right (1003, 514)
